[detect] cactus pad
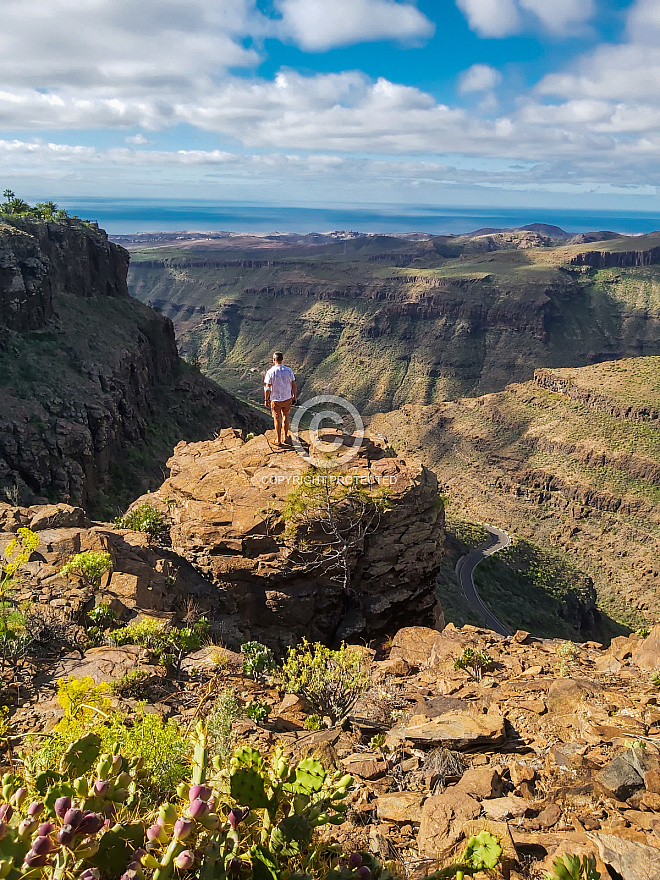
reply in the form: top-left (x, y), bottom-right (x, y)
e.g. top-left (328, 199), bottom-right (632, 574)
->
top-left (59, 732), bottom-right (102, 778)
top-left (230, 767), bottom-right (269, 809)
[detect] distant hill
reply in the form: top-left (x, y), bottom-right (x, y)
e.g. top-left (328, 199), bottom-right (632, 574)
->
top-left (370, 356), bottom-right (660, 635)
top-left (127, 227), bottom-right (660, 414)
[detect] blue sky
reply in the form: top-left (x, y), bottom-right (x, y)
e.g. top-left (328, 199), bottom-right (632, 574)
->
top-left (2, 0), bottom-right (660, 212)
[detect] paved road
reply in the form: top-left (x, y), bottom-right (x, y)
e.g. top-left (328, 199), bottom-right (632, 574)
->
top-left (455, 524), bottom-right (512, 637)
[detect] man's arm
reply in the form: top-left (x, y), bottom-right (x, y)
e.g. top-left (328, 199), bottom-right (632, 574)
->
top-left (291, 379), bottom-right (297, 403)
top-left (264, 368), bottom-right (272, 407)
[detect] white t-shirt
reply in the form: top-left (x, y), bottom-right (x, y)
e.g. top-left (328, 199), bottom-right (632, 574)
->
top-left (264, 364), bottom-right (296, 402)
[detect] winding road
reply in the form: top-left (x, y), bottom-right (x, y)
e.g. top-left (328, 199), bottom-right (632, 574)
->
top-left (455, 524), bottom-right (512, 637)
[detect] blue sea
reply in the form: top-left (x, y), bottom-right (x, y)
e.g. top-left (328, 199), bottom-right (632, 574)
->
top-left (55, 198), bottom-right (660, 237)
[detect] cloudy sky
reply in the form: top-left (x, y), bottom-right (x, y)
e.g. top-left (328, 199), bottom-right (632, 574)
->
top-left (2, 0), bottom-right (659, 211)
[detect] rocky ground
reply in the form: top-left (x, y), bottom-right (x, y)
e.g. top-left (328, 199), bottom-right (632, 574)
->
top-left (0, 428), bottom-right (443, 649)
top-left (9, 621), bottom-right (660, 880)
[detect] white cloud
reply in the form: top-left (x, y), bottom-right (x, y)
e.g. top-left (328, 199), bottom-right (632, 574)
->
top-left (274, 0), bottom-right (434, 51)
top-left (0, 0), bottom-right (262, 91)
top-left (456, 0), bottom-right (594, 37)
top-left (455, 0), bottom-right (521, 37)
top-left (125, 134), bottom-right (149, 145)
top-left (459, 64), bottom-right (502, 93)
top-left (518, 0), bottom-right (594, 35)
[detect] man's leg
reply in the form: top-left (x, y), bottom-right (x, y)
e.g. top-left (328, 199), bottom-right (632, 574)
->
top-left (271, 402), bottom-right (284, 444)
top-left (282, 398), bottom-right (293, 442)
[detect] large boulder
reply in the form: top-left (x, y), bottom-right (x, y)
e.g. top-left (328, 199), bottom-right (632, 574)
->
top-left (129, 429), bottom-right (445, 647)
top-left (387, 712), bottom-right (506, 750)
top-left (633, 625), bottom-right (660, 671)
top-left (389, 626), bottom-right (459, 669)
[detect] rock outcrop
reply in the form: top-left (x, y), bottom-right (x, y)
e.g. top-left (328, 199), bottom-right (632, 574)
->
top-left (130, 428), bottom-right (444, 647)
top-left (0, 219), bottom-right (265, 515)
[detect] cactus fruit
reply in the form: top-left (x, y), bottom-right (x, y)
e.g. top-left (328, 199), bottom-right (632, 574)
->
top-left (174, 850), bottom-right (195, 870)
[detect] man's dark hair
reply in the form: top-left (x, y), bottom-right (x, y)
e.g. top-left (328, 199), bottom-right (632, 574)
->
top-left (273, 351), bottom-right (284, 363)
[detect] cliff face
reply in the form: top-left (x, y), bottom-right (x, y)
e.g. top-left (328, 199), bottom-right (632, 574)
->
top-left (0, 220), bottom-right (129, 331)
top-left (0, 219), bottom-right (265, 515)
top-left (130, 429), bottom-right (444, 647)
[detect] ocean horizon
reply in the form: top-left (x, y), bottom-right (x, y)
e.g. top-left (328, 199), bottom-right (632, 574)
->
top-left (54, 197), bottom-right (660, 237)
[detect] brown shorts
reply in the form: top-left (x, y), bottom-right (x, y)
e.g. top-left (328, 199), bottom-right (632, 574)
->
top-left (270, 398), bottom-right (293, 416)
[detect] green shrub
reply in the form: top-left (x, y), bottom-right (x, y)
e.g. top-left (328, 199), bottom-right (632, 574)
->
top-left (241, 640), bottom-right (276, 678)
top-left (545, 853), bottom-right (601, 880)
top-left (111, 617), bottom-right (168, 650)
top-left (111, 617), bottom-right (209, 677)
top-left (280, 640), bottom-right (370, 724)
top-left (11, 716), bottom-right (500, 880)
top-left (0, 528), bottom-right (38, 673)
top-left (60, 551), bottom-right (112, 587)
top-left (114, 501), bottom-right (167, 537)
top-left (303, 714), bottom-right (323, 731)
top-left (27, 680), bottom-right (190, 803)
top-left (556, 641), bottom-right (580, 661)
top-left (245, 700), bottom-right (270, 724)
top-left (87, 602), bottom-right (117, 628)
top-left (453, 647), bottom-right (494, 682)
top-left (110, 668), bottom-right (153, 699)
top-left (206, 688), bottom-right (243, 769)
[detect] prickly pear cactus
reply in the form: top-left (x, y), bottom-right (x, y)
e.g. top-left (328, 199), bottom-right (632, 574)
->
top-left (287, 758), bottom-right (325, 795)
top-left (59, 732), bottom-right (101, 778)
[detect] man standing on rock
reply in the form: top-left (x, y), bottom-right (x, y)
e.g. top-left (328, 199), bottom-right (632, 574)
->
top-left (264, 351), bottom-right (297, 447)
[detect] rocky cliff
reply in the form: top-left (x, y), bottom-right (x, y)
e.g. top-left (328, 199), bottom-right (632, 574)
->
top-left (128, 428), bottom-right (444, 647)
top-left (0, 427), bottom-right (444, 648)
top-left (0, 219), bottom-right (266, 516)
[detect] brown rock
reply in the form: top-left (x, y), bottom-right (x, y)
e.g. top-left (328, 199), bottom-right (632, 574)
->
top-left (373, 657), bottom-right (410, 678)
top-left (455, 767), bottom-right (502, 799)
top-left (481, 795), bottom-right (529, 821)
top-left (390, 626), bottom-right (458, 669)
top-left (510, 762), bottom-right (536, 788)
top-left (536, 803), bottom-right (562, 829)
top-left (29, 504), bottom-right (90, 531)
top-left (417, 790), bottom-right (480, 857)
top-left (633, 625), bottom-right (660, 672)
top-left (548, 742), bottom-right (587, 770)
top-left (546, 678), bottom-right (595, 714)
top-left (342, 753), bottom-right (388, 781)
top-left (387, 712), bottom-right (506, 750)
top-left (519, 699), bottom-right (546, 714)
top-left (587, 831), bottom-right (660, 880)
top-left (610, 635), bottom-right (637, 661)
top-left (375, 792), bottom-right (424, 824)
top-left (645, 769), bottom-right (660, 794)
top-left (642, 791), bottom-right (660, 810)
top-left (513, 630), bottom-right (530, 643)
top-left (36, 645), bottom-right (144, 686)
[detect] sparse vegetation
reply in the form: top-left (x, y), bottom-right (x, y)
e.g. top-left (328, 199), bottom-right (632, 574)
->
top-left (60, 551), bottom-right (112, 587)
top-left (283, 469), bottom-right (390, 594)
top-left (241, 640), bottom-right (276, 678)
top-left (109, 668), bottom-right (153, 699)
top-left (114, 501), bottom-right (167, 537)
top-left (245, 699), bottom-right (270, 724)
top-left (545, 854), bottom-right (601, 880)
top-left (280, 640), bottom-right (370, 725)
top-left (453, 647), bottom-right (494, 682)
